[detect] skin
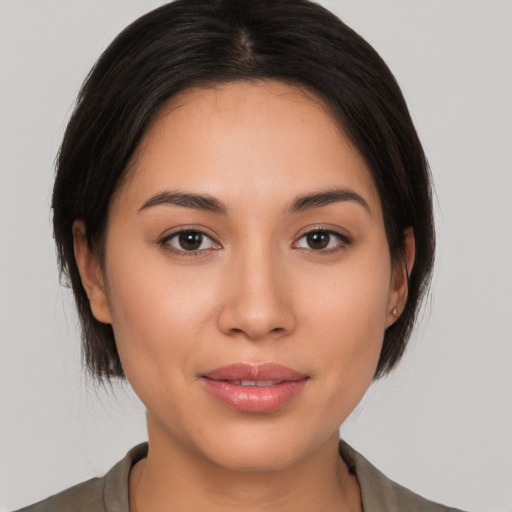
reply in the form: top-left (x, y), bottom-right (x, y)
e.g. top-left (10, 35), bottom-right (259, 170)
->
top-left (74, 81), bottom-right (414, 512)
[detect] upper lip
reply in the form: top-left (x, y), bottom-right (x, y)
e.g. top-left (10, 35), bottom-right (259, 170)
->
top-left (202, 363), bottom-right (308, 382)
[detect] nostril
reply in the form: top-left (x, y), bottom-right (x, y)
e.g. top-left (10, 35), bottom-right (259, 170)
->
top-left (217, 296), bottom-right (296, 340)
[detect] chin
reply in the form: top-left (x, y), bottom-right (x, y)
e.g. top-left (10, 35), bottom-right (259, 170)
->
top-left (194, 421), bottom-right (333, 473)
top-left (206, 443), bottom-right (302, 473)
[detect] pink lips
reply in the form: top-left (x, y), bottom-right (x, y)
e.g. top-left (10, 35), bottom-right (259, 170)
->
top-left (201, 363), bottom-right (309, 413)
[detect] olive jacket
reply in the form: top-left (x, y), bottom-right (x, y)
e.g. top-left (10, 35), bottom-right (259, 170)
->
top-left (16, 441), bottom-right (465, 512)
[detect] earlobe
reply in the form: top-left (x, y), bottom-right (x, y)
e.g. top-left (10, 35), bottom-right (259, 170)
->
top-left (72, 220), bottom-right (112, 324)
top-left (386, 227), bottom-right (415, 326)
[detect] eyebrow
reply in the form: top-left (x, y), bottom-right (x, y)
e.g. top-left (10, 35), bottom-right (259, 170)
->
top-left (288, 187), bottom-right (371, 214)
top-left (138, 187), bottom-right (370, 216)
top-left (139, 191), bottom-right (227, 214)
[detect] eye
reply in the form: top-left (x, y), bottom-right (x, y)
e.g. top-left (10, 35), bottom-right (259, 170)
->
top-left (161, 229), bottom-right (219, 254)
top-left (293, 229), bottom-right (350, 252)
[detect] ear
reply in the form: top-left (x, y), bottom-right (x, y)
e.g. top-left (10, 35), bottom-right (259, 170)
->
top-left (386, 227), bottom-right (415, 327)
top-left (72, 220), bottom-right (112, 324)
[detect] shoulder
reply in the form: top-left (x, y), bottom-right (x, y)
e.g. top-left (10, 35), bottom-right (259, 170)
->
top-left (13, 443), bottom-right (148, 512)
top-left (339, 440), bottom-right (466, 512)
top-left (13, 476), bottom-right (104, 512)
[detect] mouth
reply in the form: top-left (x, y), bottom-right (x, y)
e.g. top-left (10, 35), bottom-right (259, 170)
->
top-left (229, 379), bottom-right (284, 386)
top-left (201, 363), bottom-right (309, 413)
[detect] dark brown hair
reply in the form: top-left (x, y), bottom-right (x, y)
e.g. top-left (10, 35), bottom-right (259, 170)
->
top-left (53, 0), bottom-right (434, 380)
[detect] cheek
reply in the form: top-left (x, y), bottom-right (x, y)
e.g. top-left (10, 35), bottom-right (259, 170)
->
top-left (302, 249), bottom-right (391, 332)
top-left (103, 253), bottom-right (218, 389)
top-left (299, 250), bottom-right (392, 385)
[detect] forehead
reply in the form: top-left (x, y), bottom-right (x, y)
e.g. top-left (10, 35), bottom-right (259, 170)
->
top-left (116, 80), bottom-right (380, 214)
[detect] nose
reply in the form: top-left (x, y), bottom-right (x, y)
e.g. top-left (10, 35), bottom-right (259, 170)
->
top-left (216, 247), bottom-right (296, 341)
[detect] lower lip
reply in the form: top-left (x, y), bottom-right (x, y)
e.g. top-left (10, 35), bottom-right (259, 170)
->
top-left (201, 378), bottom-right (308, 413)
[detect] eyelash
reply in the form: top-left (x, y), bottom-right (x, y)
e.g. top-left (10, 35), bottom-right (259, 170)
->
top-left (292, 229), bottom-right (351, 254)
top-left (159, 228), bottom-right (351, 257)
top-left (159, 228), bottom-right (220, 258)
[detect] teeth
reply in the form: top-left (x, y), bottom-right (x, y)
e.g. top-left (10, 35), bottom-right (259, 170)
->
top-left (232, 380), bottom-right (282, 386)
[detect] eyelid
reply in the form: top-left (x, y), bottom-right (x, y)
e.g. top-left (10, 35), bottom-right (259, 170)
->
top-left (292, 224), bottom-right (351, 241)
top-left (291, 225), bottom-right (352, 252)
top-left (158, 226), bottom-right (222, 256)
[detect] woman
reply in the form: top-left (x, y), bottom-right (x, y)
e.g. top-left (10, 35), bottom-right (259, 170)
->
top-left (15, 0), bottom-right (465, 510)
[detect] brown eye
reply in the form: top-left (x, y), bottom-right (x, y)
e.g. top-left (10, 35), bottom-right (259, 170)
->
top-left (179, 231), bottom-right (204, 251)
top-left (305, 231), bottom-right (330, 250)
top-left (294, 229), bottom-right (350, 252)
top-left (163, 230), bottom-right (217, 253)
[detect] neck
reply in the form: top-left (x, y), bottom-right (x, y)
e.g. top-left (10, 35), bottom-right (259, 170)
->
top-left (129, 418), bottom-right (362, 512)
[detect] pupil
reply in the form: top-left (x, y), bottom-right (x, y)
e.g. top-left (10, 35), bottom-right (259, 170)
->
top-left (307, 231), bottom-right (329, 249)
top-left (179, 231), bottom-right (202, 250)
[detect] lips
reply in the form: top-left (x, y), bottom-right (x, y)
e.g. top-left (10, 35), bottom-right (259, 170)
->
top-left (201, 363), bottom-right (309, 413)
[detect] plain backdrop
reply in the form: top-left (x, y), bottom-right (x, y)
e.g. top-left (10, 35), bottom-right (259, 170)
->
top-left (1, 1), bottom-right (511, 511)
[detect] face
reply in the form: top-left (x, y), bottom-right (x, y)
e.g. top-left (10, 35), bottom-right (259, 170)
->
top-left (76, 81), bottom-right (407, 472)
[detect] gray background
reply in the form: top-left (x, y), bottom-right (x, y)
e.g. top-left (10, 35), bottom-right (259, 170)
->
top-left (1, 1), bottom-right (511, 510)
